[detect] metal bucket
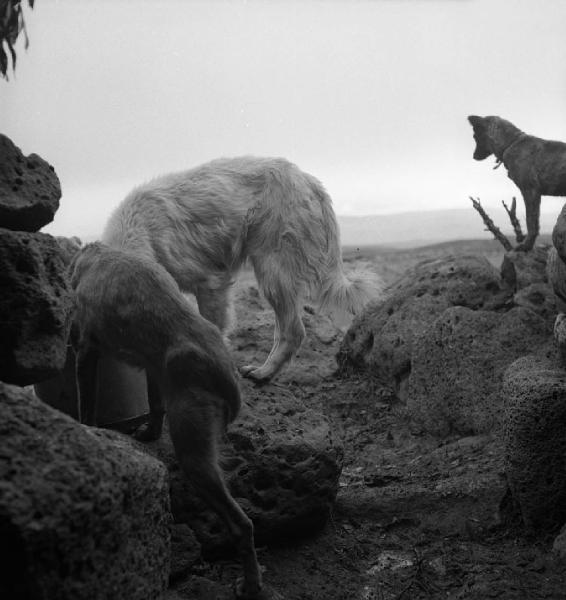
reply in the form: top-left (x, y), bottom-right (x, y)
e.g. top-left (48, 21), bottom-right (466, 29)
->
top-left (34, 347), bottom-right (149, 432)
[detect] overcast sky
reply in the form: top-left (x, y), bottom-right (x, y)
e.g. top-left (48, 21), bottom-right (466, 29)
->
top-left (2, 0), bottom-right (566, 240)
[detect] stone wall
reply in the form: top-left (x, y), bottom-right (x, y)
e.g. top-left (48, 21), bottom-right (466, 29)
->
top-left (0, 135), bottom-right (171, 599)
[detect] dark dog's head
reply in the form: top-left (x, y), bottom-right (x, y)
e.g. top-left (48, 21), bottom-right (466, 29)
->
top-left (68, 241), bottom-right (106, 290)
top-left (467, 115), bottom-right (524, 161)
top-left (55, 235), bottom-right (82, 266)
top-left (468, 115), bottom-right (494, 160)
top-left (468, 115), bottom-right (499, 160)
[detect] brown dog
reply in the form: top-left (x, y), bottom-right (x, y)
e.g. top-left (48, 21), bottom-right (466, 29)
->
top-left (70, 241), bottom-right (265, 599)
top-left (102, 156), bottom-right (381, 382)
top-left (468, 115), bottom-right (566, 251)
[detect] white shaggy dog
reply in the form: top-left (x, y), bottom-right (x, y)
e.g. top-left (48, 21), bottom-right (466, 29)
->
top-left (102, 156), bottom-right (380, 382)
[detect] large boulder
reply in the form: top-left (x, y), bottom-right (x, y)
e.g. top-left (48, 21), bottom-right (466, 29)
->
top-left (337, 255), bottom-right (508, 385)
top-left (547, 246), bottom-right (566, 313)
top-left (0, 135), bottom-right (61, 232)
top-left (501, 348), bottom-right (566, 531)
top-left (0, 383), bottom-right (171, 600)
top-left (500, 246), bottom-right (550, 291)
top-left (552, 524), bottom-right (566, 560)
top-left (512, 282), bottom-right (557, 327)
top-left (552, 203), bottom-right (566, 264)
top-left (407, 306), bottom-right (550, 436)
top-left (0, 229), bottom-right (73, 385)
top-left (141, 379), bottom-right (344, 554)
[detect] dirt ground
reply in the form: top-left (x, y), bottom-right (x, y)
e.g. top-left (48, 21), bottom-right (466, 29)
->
top-left (168, 242), bottom-right (566, 600)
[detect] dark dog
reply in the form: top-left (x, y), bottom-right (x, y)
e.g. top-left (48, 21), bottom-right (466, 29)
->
top-left (468, 115), bottom-right (566, 251)
top-left (69, 241), bottom-right (265, 599)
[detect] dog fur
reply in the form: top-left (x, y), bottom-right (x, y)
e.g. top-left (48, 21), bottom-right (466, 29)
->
top-left (468, 115), bottom-right (566, 251)
top-left (101, 156), bottom-right (381, 382)
top-left (69, 241), bottom-right (264, 599)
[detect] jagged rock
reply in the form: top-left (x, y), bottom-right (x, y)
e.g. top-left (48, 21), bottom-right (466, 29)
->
top-left (169, 524), bottom-right (201, 583)
top-left (502, 348), bottom-right (566, 530)
top-left (337, 255), bottom-right (509, 385)
top-left (0, 135), bottom-right (61, 232)
top-left (547, 246), bottom-right (566, 312)
top-left (0, 229), bottom-right (73, 385)
top-left (173, 576), bottom-right (233, 599)
top-left (552, 524), bottom-right (566, 560)
top-left (407, 306), bottom-right (550, 436)
top-left (33, 345), bottom-right (79, 421)
top-left (0, 383), bottom-right (171, 600)
top-left (553, 313), bottom-right (566, 363)
top-left (500, 246), bottom-right (550, 291)
top-left (141, 380), bottom-right (344, 554)
top-left (552, 203), bottom-right (566, 264)
top-left (513, 282), bottom-right (557, 327)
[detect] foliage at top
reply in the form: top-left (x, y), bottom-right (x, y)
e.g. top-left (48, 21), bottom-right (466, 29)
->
top-left (1, 0), bottom-right (34, 80)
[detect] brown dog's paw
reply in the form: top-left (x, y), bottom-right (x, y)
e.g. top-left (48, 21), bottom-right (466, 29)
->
top-left (234, 578), bottom-right (283, 600)
top-left (132, 422), bottom-right (162, 442)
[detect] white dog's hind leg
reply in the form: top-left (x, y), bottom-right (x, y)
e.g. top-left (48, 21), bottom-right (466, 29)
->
top-left (242, 256), bottom-right (305, 381)
top-left (195, 277), bottom-right (233, 333)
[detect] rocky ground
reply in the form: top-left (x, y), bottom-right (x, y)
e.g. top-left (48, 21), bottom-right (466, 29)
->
top-left (165, 242), bottom-right (566, 600)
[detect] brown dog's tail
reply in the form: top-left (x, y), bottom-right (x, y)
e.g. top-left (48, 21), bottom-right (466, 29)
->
top-left (164, 342), bottom-right (241, 425)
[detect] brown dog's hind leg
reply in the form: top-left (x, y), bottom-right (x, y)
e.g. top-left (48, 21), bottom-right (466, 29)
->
top-left (168, 392), bottom-right (263, 599)
top-left (516, 189), bottom-right (541, 251)
top-left (75, 343), bottom-right (100, 426)
top-left (188, 460), bottom-right (262, 599)
top-left (133, 373), bottom-right (165, 441)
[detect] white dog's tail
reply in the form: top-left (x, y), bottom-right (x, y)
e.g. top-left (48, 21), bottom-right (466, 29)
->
top-left (317, 265), bottom-right (382, 316)
top-left (244, 159), bottom-right (383, 320)
top-left (313, 196), bottom-right (383, 317)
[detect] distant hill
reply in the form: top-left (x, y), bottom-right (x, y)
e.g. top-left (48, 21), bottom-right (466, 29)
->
top-left (76, 207), bottom-right (559, 252)
top-left (337, 208), bottom-right (560, 248)
top-left (341, 234), bottom-right (553, 287)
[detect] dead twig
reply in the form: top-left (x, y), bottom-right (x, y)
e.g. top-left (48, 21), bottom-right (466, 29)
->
top-left (469, 196), bottom-right (513, 251)
top-left (502, 197), bottom-right (525, 243)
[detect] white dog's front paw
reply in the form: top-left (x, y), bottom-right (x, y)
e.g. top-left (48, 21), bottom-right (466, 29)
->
top-left (240, 364), bottom-right (272, 383)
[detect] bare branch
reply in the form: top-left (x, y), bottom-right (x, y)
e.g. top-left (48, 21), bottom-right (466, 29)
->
top-left (502, 197), bottom-right (525, 243)
top-left (469, 196), bottom-right (513, 251)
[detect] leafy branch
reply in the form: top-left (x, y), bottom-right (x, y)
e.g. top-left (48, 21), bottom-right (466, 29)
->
top-left (1, 0), bottom-right (35, 80)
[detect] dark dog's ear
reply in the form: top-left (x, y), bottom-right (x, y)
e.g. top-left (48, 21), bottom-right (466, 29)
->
top-left (467, 115), bottom-right (493, 160)
top-left (67, 242), bottom-right (102, 289)
top-left (468, 115), bottom-right (485, 131)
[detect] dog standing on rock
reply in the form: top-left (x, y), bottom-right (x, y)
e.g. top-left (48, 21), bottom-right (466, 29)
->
top-left (70, 242), bottom-right (272, 599)
top-left (102, 156), bottom-right (381, 382)
top-left (468, 115), bottom-right (566, 251)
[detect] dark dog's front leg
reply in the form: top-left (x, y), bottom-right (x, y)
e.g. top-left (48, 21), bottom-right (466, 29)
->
top-left (516, 189), bottom-right (541, 251)
top-left (76, 344), bottom-right (100, 426)
top-left (133, 372), bottom-right (165, 442)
